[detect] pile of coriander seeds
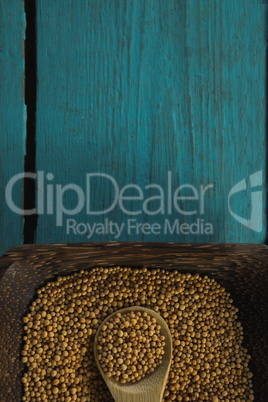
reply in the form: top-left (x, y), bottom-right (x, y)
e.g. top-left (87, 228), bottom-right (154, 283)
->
top-left (21, 266), bottom-right (254, 401)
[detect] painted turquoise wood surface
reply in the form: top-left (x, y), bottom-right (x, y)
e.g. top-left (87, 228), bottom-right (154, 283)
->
top-left (35, 0), bottom-right (266, 244)
top-left (0, 0), bottom-right (25, 255)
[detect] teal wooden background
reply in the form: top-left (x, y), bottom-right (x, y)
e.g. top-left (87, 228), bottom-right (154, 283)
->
top-left (0, 1), bottom-right (267, 254)
top-left (0, 0), bottom-right (26, 255)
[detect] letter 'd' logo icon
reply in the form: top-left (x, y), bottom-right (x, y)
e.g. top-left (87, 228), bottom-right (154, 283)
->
top-left (228, 171), bottom-right (263, 233)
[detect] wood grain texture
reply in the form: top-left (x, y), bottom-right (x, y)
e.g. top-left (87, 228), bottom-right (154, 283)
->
top-left (0, 242), bottom-right (268, 401)
top-left (35, 1), bottom-right (267, 244)
top-left (0, 0), bottom-right (26, 254)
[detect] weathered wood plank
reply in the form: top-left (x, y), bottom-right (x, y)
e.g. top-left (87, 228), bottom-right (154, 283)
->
top-left (0, 0), bottom-right (26, 254)
top-left (36, 1), bottom-right (266, 244)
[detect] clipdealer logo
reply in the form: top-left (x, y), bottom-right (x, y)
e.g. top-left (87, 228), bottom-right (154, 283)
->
top-left (5, 170), bottom-right (263, 237)
top-left (228, 171), bottom-right (263, 233)
top-left (5, 171), bottom-right (214, 237)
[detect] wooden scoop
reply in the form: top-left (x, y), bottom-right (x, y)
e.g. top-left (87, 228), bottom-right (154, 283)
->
top-left (94, 306), bottom-right (172, 402)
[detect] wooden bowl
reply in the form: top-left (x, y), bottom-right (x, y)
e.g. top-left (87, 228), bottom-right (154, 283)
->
top-left (0, 242), bottom-right (268, 401)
